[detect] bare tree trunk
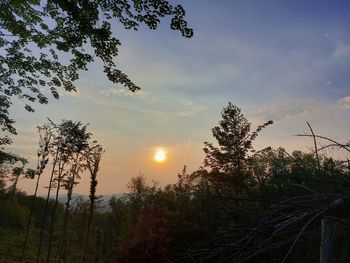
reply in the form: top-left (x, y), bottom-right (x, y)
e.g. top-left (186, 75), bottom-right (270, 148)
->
top-left (21, 124), bottom-right (51, 262)
top-left (82, 196), bottom-right (94, 263)
top-left (58, 153), bottom-right (80, 263)
top-left (57, 178), bottom-right (73, 263)
top-left (20, 171), bottom-right (41, 262)
top-left (82, 172), bottom-right (98, 262)
top-left (46, 160), bottom-right (65, 263)
top-left (36, 150), bottom-right (59, 263)
top-left (82, 145), bottom-right (102, 263)
top-left (320, 219), bottom-right (335, 263)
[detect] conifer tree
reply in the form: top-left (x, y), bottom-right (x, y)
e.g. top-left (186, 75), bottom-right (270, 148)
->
top-left (203, 103), bottom-right (273, 195)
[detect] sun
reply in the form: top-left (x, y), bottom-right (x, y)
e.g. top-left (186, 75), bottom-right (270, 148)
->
top-left (154, 149), bottom-right (166, 162)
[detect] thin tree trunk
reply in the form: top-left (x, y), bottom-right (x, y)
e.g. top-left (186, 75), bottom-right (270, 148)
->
top-left (46, 160), bottom-right (65, 263)
top-left (58, 153), bottom-right (80, 263)
top-left (58, 179), bottom-right (73, 263)
top-left (82, 196), bottom-right (94, 263)
top-left (21, 125), bottom-right (51, 262)
top-left (36, 150), bottom-right (59, 263)
top-left (20, 171), bottom-right (41, 261)
top-left (82, 145), bottom-right (102, 263)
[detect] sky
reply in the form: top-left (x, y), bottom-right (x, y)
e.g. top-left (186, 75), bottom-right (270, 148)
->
top-left (7, 0), bottom-right (350, 195)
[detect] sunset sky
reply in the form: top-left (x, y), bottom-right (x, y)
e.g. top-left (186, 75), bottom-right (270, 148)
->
top-left (8, 0), bottom-right (350, 195)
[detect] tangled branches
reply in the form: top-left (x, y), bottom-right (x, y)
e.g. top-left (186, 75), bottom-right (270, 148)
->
top-left (180, 124), bottom-right (350, 263)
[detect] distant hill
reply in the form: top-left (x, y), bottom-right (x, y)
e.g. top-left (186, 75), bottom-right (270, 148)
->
top-left (38, 193), bottom-right (126, 212)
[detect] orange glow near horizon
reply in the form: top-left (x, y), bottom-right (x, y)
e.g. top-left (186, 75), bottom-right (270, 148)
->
top-left (154, 149), bottom-right (166, 162)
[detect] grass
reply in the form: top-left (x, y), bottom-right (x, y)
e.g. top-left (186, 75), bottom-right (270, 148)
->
top-left (0, 226), bottom-right (86, 263)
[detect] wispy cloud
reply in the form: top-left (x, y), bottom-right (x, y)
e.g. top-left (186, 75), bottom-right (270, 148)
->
top-left (53, 89), bottom-right (81, 99)
top-left (75, 89), bottom-right (206, 118)
top-left (173, 100), bottom-right (207, 117)
top-left (99, 88), bottom-right (150, 98)
top-left (333, 43), bottom-right (350, 60)
top-left (255, 99), bottom-right (325, 121)
top-left (337, 96), bottom-right (350, 110)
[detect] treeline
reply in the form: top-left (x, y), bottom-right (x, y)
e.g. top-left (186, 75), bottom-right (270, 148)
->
top-left (1, 103), bottom-right (350, 262)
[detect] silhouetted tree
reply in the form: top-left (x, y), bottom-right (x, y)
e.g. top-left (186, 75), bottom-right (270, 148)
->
top-left (33, 120), bottom-right (93, 263)
top-left (0, 150), bottom-right (28, 193)
top-left (128, 174), bottom-right (148, 224)
top-left (20, 124), bottom-right (52, 261)
top-left (47, 120), bottom-right (91, 262)
top-left (58, 121), bottom-right (92, 262)
top-left (82, 144), bottom-right (104, 263)
top-left (203, 102), bottom-right (273, 195)
top-left (36, 122), bottom-right (60, 263)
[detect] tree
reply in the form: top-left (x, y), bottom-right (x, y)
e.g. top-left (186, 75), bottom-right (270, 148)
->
top-left (0, 151), bottom-right (25, 191)
top-left (0, 0), bottom-right (193, 139)
top-left (20, 124), bottom-right (52, 262)
top-left (82, 144), bottom-right (104, 263)
top-left (30, 119), bottom-right (96, 263)
top-left (127, 174), bottom-right (149, 224)
top-left (55, 120), bottom-right (93, 262)
top-left (203, 102), bottom-right (273, 194)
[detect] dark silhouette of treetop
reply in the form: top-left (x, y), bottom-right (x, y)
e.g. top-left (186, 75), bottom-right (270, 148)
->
top-left (0, 0), bottom-right (193, 139)
top-left (204, 103), bottom-right (273, 173)
top-left (203, 102), bottom-right (273, 194)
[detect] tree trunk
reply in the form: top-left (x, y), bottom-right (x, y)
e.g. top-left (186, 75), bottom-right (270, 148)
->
top-left (36, 150), bottom-right (59, 263)
top-left (58, 153), bottom-right (80, 263)
top-left (46, 160), bottom-right (65, 263)
top-left (20, 172), bottom-right (41, 262)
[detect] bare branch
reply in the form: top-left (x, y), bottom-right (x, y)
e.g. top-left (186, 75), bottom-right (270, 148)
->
top-left (306, 122), bottom-right (321, 173)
